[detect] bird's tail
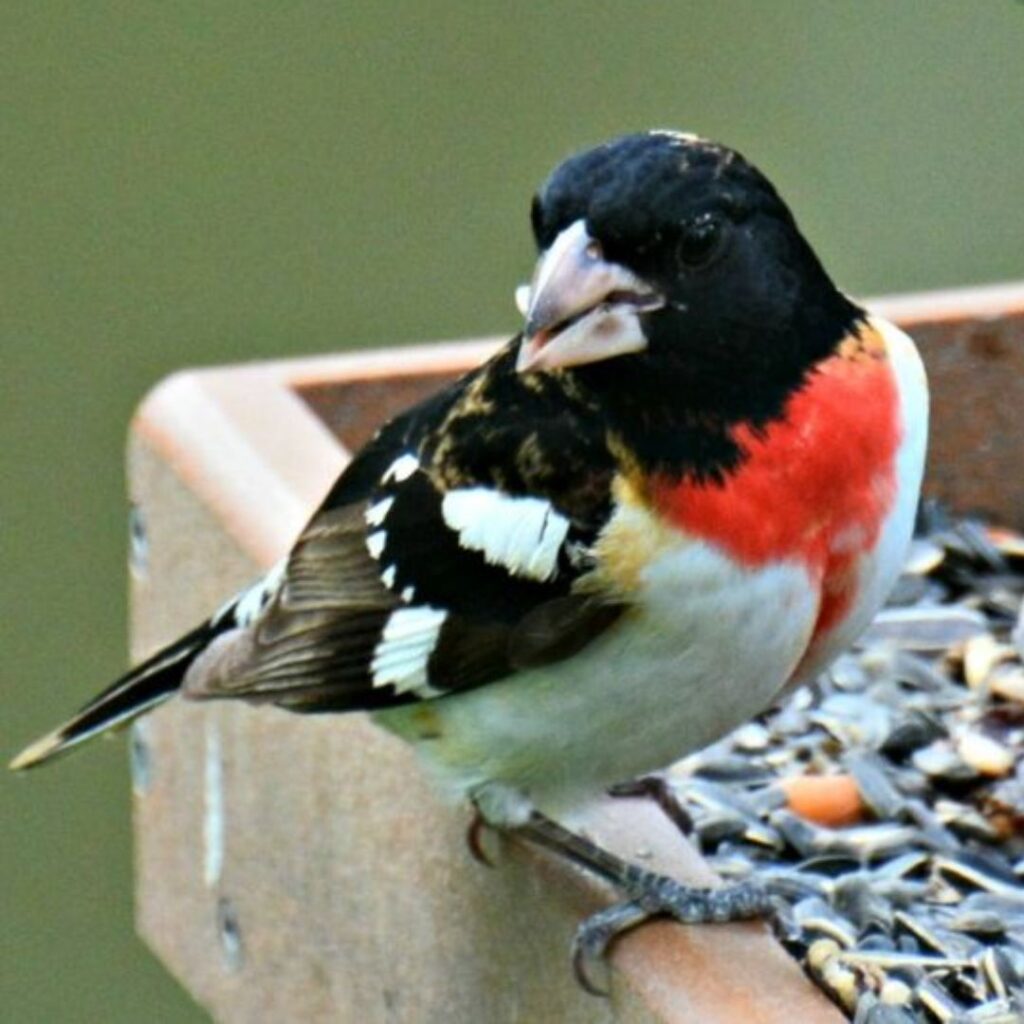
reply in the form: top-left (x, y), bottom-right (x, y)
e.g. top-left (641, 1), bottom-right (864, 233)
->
top-left (9, 618), bottom-right (223, 772)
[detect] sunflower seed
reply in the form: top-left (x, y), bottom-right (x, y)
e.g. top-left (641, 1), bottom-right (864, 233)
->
top-left (964, 999), bottom-right (1024, 1024)
top-left (795, 896), bottom-right (860, 947)
top-left (986, 526), bottom-right (1024, 563)
top-left (856, 606), bottom-right (989, 653)
top-left (916, 976), bottom-right (967, 1021)
top-left (954, 520), bottom-right (1010, 573)
top-left (964, 634), bottom-right (1018, 690)
top-left (878, 979), bottom-right (913, 1006)
top-left (989, 663), bottom-right (1024, 703)
top-left (957, 731), bottom-right (1015, 777)
top-left (732, 721), bottom-right (771, 752)
top-left (808, 938), bottom-right (862, 1011)
top-left (934, 798), bottom-right (1002, 843)
top-left (913, 740), bottom-right (977, 783)
top-left (854, 992), bottom-right (918, 1024)
top-left (844, 751), bottom-right (905, 819)
top-left (905, 539), bottom-right (947, 576)
top-left (880, 711), bottom-right (946, 759)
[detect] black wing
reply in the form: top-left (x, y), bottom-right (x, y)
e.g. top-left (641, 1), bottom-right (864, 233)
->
top-left (185, 342), bottom-right (627, 712)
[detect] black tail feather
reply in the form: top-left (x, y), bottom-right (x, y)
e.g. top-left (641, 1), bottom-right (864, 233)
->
top-left (9, 618), bottom-right (222, 771)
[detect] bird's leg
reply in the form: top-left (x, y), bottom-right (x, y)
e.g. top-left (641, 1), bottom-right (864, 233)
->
top-left (607, 775), bottom-right (695, 836)
top-left (513, 811), bottom-right (771, 995)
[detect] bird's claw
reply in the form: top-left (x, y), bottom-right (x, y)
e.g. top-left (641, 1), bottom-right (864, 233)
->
top-left (465, 809), bottom-right (498, 867)
top-left (573, 901), bottom-right (651, 995)
top-left (571, 898), bottom-right (650, 995)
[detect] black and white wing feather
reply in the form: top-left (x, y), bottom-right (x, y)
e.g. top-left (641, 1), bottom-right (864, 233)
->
top-left (184, 343), bottom-right (626, 712)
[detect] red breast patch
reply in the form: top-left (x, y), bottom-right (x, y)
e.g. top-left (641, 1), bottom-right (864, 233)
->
top-left (649, 327), bottom-right (902, 639)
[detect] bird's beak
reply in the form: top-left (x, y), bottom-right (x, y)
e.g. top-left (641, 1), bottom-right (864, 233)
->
top-left (516, 219), bottom-right (664, 373)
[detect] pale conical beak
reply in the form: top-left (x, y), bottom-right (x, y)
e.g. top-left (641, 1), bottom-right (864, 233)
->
top-left (516, 220), bottom-right (663, 373)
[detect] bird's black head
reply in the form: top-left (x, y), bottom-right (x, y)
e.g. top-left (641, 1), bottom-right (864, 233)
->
top-left (516, 131), bottom-right (862, 474)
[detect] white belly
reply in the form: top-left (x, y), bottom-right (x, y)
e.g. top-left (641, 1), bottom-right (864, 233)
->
top-left (379, 540), bottom-right (818, 826)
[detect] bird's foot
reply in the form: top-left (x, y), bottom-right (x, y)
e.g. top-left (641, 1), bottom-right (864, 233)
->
top-left (572, 872), bottom-right (771, 993)
top-left (513, 810), bottom-right (772, 995)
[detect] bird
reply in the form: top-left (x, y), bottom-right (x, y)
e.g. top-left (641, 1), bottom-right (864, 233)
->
top-left (10, 129), bottom-right (928, 987)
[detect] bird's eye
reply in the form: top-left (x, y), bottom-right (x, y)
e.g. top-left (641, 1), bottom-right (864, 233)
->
top-left (677, 214), bottom-right (726, 269)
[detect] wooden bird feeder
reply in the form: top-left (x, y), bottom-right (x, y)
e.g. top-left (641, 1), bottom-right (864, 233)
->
top-left (127, 281), bottom-right (1024, 1023)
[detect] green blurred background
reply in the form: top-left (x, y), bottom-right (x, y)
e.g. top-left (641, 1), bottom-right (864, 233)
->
top-left (2, 2), bottom-right (1022, 1020)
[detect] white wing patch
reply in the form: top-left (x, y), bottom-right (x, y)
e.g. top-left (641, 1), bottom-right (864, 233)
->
top-left (364, 459), bottom-right (418, 565)
top-left (230, 557), bottom-right (287, 627)
top-left (382, 453), bottom-right (419, 484)
top-left (365, 496), bottom-right (395, 527)
top-left (366, 531), bottom-right (387, 560)
top-left (371, 606), bottom-right (447, 696)
top-left (441, 488), bottom-right (570, 582)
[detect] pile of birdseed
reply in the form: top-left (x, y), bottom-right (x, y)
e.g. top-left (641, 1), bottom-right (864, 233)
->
top-left (664, 507), bottom-right (1024, 1023)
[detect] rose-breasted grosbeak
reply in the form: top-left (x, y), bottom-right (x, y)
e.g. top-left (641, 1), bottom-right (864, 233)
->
top-left (11, 131), bottom-right (928, 980)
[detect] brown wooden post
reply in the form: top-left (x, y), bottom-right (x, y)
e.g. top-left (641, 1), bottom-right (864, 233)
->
top-left (127, 282), bottom-right (1024, 1022)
